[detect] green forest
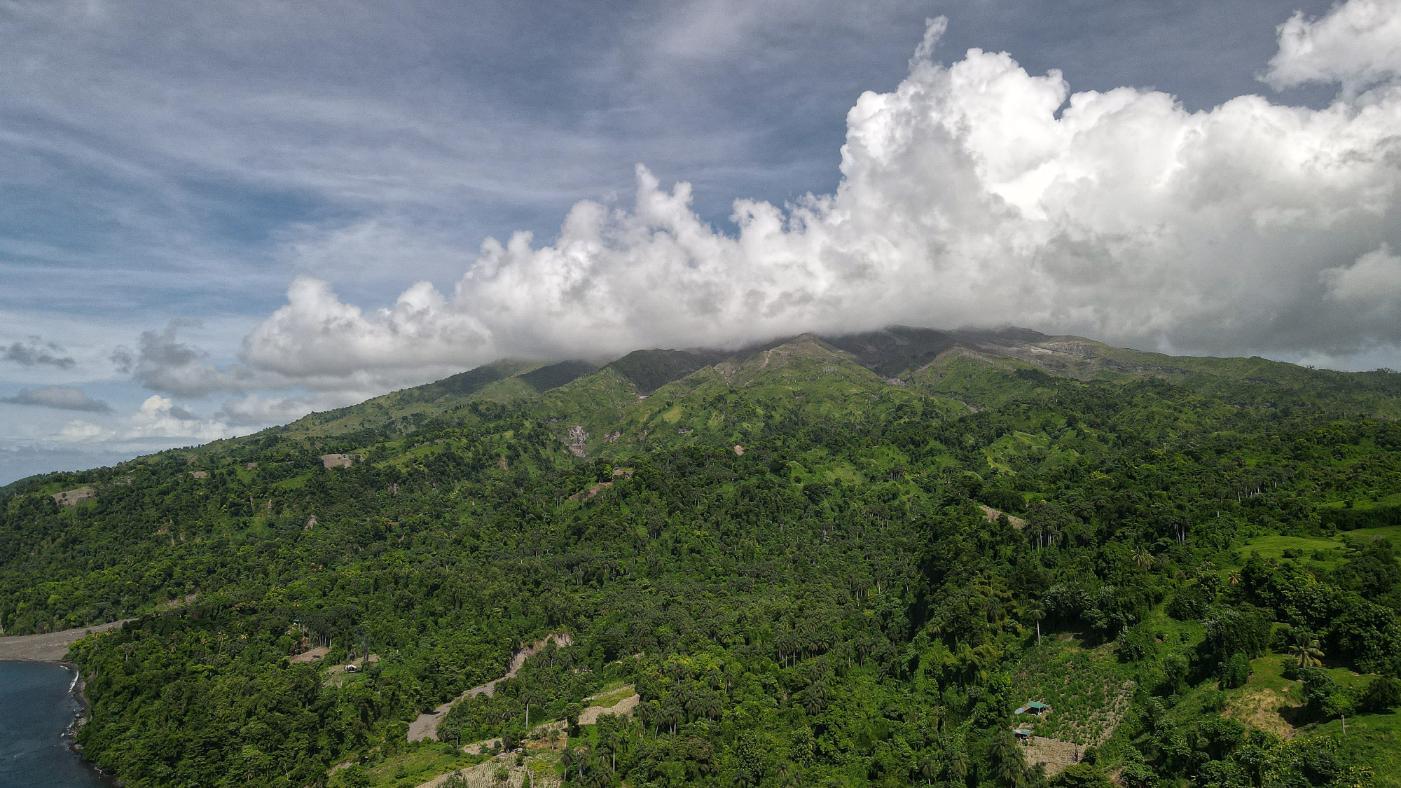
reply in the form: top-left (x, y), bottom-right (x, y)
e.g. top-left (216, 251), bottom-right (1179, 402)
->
top-left (3, 327), bottom-right (1401, 786)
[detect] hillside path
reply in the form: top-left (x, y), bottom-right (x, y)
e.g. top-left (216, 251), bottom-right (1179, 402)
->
top-left (408, 633), bottom-right (572, 742)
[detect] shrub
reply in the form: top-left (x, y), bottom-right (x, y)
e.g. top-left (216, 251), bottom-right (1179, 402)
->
top-left (1359, 676), bottom-right (1401, 713)
top-left (1116, 625), bottom-right (1156, 663)
top-left (1051, 763), bottom-right (1114, 787)
top-left (1219, 652), bottom-right (1250, 689)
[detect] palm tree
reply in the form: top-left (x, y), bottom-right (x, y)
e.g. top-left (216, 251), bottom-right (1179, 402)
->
top-left (1133, 547), bottom-right (1154, 571)
top-left (989, 730), bottom-right (1027, 787)
top-left (1290, 635), bottom-right (1324, 669)
top-left (1023, 600), bottom-right (1046, 645)
top-left (946, 748), bottom-right (970, 785)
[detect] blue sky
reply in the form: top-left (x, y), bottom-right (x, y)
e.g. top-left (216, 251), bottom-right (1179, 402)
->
top-left (2, 0), bottom-right (1399, 483)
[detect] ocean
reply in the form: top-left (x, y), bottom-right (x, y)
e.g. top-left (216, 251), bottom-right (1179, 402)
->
top-left (0, 662), bottom-right (111, 788)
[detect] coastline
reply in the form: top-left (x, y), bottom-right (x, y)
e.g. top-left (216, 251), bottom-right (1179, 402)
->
top-left (0, 622), bottom-right (127, 785)
top-left (63, 662), bottom-right (120, 786)
top-left (0, 660), bottom-right (119, 786)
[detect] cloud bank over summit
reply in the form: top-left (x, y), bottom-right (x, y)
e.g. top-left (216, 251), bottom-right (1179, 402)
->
top-left (3, 0), bottom-right (1401, 482)
top-left (244, 1), bottom-right (1401, 384)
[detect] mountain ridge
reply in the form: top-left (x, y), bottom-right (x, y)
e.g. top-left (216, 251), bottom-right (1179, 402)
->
top-left (7, 324), bottom-right (1401, 492)
top-left (267, 324), bottom-right (1401, 446)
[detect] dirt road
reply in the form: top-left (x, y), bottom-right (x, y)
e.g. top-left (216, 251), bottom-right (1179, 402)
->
top-left (408, 633), bottom-right (572, 742)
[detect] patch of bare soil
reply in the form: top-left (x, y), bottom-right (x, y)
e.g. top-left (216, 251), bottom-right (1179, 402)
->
top-left (565, 426), bottom-right (588, 458)
top-left (163, 593), bottom-right (198, 609)
top-left (0, 620), bottom-right (129, 662)
top-left (569, 481), bottom-right (612, 502)
top-left (409, 634), bottom-right (572, 742)
top-left (320, 453), bottom-right (355, 469)
top-left (289, 645), bottom-right (330, 664)
top-left (424, 685), bottom-right (631, 788)
top-left (1226, 689), bottom-right (1298, 739)
top-left (578, 692), bottom-right (640, 725)
top-left (570, 470), bottom-right (632, 501)
top-left (1023, 736), bottom-right (1084, 777)
top-left (462, 737), bottom-right (503, 756)
top-left (979, 504), bottom-right (1027, 529)
top-left (51, 486), bottom-right (96, 507)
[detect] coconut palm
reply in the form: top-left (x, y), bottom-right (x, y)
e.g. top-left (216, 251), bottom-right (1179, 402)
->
top-left (1290, 635), bottom-right (1324, 669)
top-left (989, 730), bottom-right (1028, 787)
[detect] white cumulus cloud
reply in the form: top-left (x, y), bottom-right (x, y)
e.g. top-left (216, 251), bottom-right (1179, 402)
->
top-left (57, 396), bottom-right (236, 447)
top-left (241, 1), bottom-right (1401, 381)
top-left (1323, 244), bottom-right (1401, 321)
top-left (1265, 0), bottom-right (1401, 93)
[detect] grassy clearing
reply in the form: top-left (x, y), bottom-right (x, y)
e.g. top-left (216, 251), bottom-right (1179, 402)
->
top-left (1325, 664), bottom-right (1376, 694)
top-left (1344, 524), bottom-right (1401, 552)
top-left (984, 431), bottom-right (1048, 475)
top-left (1230, 527), bottom-right (1401, 575)
top-left (1217, 650), bottom-right (1393, 769)
top-left (1314, 713), bottom-right (1401, 787)
top-left (272, 472), bottom-right (311, 491)
top-left (360, 744), bottom-right (478, 787)
top-left (1320, 492), bottom-right (1401, 510)
top-left (1138, 604), bottom-right (1206, 649)
top-left (526, 749), bottom-right (563, 779)
top-left (1234, 533), bottom-right (1345, 572)
top-left (1242, 654), bottom-right (1295, 694)
top-left (1223, 655), bottom-right (1300, 738)
top-left (585, 681), bottom-right (636, 707)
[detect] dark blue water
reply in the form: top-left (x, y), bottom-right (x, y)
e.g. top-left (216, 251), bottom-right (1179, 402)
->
top-left (0, 662), bottom-right (111, 788)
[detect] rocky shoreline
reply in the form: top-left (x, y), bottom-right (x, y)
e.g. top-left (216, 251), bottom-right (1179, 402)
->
top-left (0, 622), bottom-right (126, 785)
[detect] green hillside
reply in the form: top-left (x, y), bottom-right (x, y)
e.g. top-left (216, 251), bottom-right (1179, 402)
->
top-left (3, 327), bottom-right (1401, 786)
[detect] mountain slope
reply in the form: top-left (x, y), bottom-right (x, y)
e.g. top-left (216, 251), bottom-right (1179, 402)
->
top-left (3, 326), bottom-right (1401, 786)
top-left (227, 325), bottom-right (1401, 457)
top-left (606, 348), bottom-right (726, 395)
